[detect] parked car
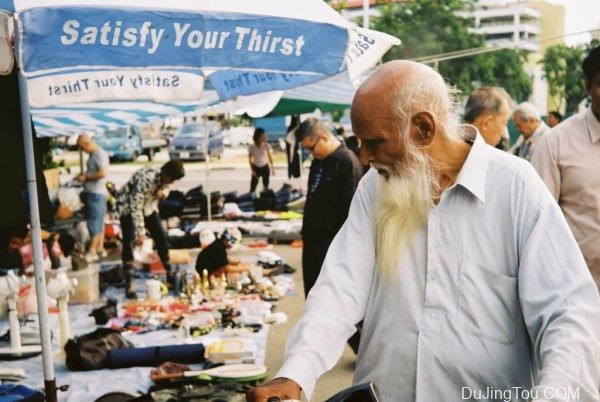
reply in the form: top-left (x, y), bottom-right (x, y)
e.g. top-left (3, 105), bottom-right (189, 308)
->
top-left (94, 122), bottom-right (165, 161)
top-left (169, 121), bottom-right (224, 161)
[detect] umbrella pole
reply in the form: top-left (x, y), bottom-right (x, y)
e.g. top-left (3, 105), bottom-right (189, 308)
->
top-left (206, 155), bottom-right (211, 221)
top-left (15, 29), bottom-right (58, 402)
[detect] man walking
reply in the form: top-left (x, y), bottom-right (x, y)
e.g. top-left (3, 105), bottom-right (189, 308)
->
top-left (512, 102), bottom-right (549, 161)
top-left (532, 45), bottom-right (600, 287)
top-left (463, 86), bottom-right (512, 148)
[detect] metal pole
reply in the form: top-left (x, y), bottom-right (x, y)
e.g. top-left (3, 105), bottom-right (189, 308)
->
top-left (79, 148), bottom-right (84, 174)
top-left (362, 0), bottom-right (370, 29)
top-left (15, 25), bottom-right (58, 402)
top-left (206, 155), bottom-right (211, 221)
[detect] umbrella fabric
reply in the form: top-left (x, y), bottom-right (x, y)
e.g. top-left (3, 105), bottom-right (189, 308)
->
top-left (14, 0), bottom-right (399, 105)
top-left (30, 97), bottom-right (219, 137)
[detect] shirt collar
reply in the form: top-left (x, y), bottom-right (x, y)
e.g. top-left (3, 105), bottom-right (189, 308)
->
top-left (454, 124), bottom-right (489, 203)
top-left (585, 107), bottom-right (600, 143)
top-left (529, 121), bottom-right (549, 140)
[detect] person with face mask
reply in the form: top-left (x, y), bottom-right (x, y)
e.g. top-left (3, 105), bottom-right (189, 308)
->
top-left (246, 61), bottom-right (600, 402)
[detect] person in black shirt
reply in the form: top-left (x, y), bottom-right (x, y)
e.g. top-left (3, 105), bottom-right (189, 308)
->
top-left (297, 118), bottom-right (363, 353)
top-left (336, 126), bottom-right (360, 157)
top-left (297, 118), bottom-right (363, 296)
top-left (195, 229), bottom-right (252, 277)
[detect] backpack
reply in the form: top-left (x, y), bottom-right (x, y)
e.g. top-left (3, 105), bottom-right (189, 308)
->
top-left (65, 328), bottom-right (134, 371)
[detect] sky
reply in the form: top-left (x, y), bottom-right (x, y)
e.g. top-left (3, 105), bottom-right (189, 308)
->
top-left (549, 0), bottom-right (600, 45)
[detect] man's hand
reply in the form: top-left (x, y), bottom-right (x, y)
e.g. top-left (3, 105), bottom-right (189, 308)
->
top-left (74, 174), bottom-right (86, 183)
top-left (246, 377), bottom-right (302, 402)
top-left (154, 189), bottom-right (166, 200)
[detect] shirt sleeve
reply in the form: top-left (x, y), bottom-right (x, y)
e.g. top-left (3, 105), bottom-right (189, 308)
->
top-left (276, 169), bottom-right (378, 400)
top-left (530, 131), bottom-right (561, 201)
top-left (518, 167), bottom-right (600, 400)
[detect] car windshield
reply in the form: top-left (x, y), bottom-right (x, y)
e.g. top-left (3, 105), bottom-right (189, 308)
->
top-left (103, 127), bottom-right (127, 137)
top-left (177, 123), bottom-right (206, 137)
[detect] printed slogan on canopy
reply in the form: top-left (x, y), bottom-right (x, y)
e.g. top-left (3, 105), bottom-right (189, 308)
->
top-left (27, 70), bottom-right (205, 107)
top-left (17, 7), bottom-right (348, 76)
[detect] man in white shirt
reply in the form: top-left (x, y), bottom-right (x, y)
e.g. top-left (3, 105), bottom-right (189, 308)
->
top-left (531, 45), bottom-right (600, 288)
top-left (511, 102), bottom-right (550, 161)
top-left (246, 61), bottom-right (600, 402)
top-left (463, 86), bottom-right (512, 149)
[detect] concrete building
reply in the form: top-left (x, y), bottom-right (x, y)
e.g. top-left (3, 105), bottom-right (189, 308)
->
top-left (333, 0), bottom-right (566, 114)
top-left (469, 0), bottom-right (565, 113)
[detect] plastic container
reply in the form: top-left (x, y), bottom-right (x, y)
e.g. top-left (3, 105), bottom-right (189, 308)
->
top-left (47, 265), bottom-right (100, 304)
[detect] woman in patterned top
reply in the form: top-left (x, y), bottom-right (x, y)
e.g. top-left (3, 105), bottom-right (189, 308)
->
top-left (114, 160), bottom-right (185, 298)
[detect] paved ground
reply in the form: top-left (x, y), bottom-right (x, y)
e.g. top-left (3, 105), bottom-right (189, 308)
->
top-left (232, 245), bottom-right (355, 401)
top-left (59, 147), bottom-right (308, 194)
top-left (59, 146), bottom-right (355, 399)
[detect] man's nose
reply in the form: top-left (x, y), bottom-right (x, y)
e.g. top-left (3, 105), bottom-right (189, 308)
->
top-left (359, 146), bottom-right (371, 166)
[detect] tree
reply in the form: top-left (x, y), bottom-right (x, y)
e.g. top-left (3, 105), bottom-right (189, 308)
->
top-left (539, 44), bottom-right (586, 115)
top-left (368, 0), bottom-right (531, 100)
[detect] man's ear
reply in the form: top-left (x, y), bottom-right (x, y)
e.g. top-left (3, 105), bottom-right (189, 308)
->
top-left (410, 111), bottom-right (436, 146)
top-left (477, 114), bottom-right (493, 133)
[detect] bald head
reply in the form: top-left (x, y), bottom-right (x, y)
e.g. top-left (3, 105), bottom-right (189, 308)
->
top-left (77, 134), bottom-right (97, 154)
top-left (356, 60), bottom-right (441, 98)
top-left (351, 60), bottom-right (460, 168)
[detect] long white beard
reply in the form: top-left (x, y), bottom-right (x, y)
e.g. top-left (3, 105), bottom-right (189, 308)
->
top-left (373, 151), bottom-right (438, 278)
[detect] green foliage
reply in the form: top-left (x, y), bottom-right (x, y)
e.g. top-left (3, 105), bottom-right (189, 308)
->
top-left (42, 138), bottom-right (66, 170)
top-left (539, 44), bottom-right (586, 115)
top-left (331, 109), bottom-right (345, 122)
top-left (369, 0), bottom-right (531, 100)
top-left (470, 49), bottom-right (532, 102)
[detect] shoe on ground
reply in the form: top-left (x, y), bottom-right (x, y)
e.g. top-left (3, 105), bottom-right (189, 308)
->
top-left (125, 288), bottom-right (138, 299)
top-left (84, 252), bottom-right (99, 263)
top-left (97, 249), bottom-right (108, 259)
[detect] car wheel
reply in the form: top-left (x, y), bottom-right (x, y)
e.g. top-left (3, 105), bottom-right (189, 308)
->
top-left (146, 148), bottom-right (155, 161)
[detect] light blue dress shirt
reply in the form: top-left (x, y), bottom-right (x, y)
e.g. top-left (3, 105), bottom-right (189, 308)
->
top-left (277, 130), bottom-right (600, 401)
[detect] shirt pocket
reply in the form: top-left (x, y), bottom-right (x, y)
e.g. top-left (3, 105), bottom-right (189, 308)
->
top-left (458, 260), bottom-right (518, 344)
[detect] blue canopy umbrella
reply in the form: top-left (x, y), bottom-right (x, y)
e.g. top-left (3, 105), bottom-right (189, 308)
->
top-left (4, 1), bottom-right (400, 400)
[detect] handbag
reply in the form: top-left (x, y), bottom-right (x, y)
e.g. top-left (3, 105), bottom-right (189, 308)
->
top-left (65, 328), bottom-right (134, 371)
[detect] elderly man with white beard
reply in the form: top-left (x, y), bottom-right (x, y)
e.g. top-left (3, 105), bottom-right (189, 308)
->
top-left (246, 61), bottom-right (600, 402)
